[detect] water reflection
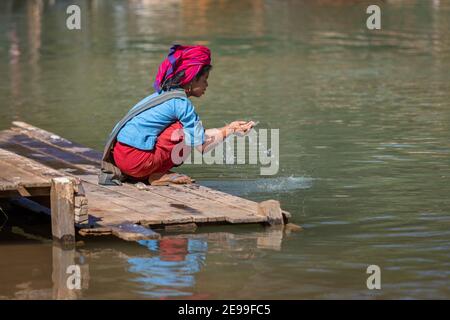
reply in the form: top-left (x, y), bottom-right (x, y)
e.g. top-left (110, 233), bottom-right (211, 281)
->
top-left (0, 239), bottom-right (89, 300)
top-left (0, 226), bottom-right (289, 300)
top-left (126, 228), bottom-right (286, 299)
top-left (52, 243), bottom-right (89, 300)
top-left (129, 238), bottom-right (208, 298)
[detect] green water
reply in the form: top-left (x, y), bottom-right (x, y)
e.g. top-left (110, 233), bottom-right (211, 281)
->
top-left (1, 0), bottom-right (450, 299)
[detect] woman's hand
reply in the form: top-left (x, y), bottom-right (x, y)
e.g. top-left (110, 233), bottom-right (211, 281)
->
top-left (199, 121), bottom-right (257, 154)
top-left (227, 121), bottom-right (248, 134)
top-left (227, 120), bottom-right (256, 136)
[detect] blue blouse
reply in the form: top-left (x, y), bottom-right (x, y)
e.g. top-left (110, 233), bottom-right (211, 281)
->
top-left (116, 91), bottom-right (205, 150)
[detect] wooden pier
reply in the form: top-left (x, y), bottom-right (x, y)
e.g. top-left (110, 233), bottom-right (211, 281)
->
top-left (0, 122), bottom-right (292, 242)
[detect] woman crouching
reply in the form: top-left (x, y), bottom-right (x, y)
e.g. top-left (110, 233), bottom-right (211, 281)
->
top-left (109, 44), bottom-right (255, 185)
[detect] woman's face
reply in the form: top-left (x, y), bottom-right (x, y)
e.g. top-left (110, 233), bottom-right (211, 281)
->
top-left (187, 71), bottom-right (209, 97)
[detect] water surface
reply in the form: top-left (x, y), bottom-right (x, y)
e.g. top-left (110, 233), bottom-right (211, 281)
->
top-left (0, 0), bottom-right (450, 299)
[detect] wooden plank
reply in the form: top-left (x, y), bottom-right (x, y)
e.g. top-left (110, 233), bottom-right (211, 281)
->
top-left (17, 185), bottom-right (31, 197)
top-left (0, 130), bottom-right (97, 174)
top-left (171, 183), bottom-right (259, 213)
top-left (80, 180), bottom-right (170, 225)
top-left (0, 177), bottom-right (15, 191)
top-left (74, 195), bottom-right (88, 225)
top-left (257, 200), bottom-right (284, 225)
top-left (149, 184), bottom-right (264, 224)
top-left (78, 227), bottom-right (112, 237)
top-left (0, 187), bottom-right (50, 198)
top-left (110, 183), bottom-right (214, 224)
top-left (165, 223), bottom-right (197, 233)
top-left (72, 187), bottom-right (162, 240)
top-left (172, 183), bottom-right (291, 219)
top-left (0, 149), bottom-right (56, 197)
top-left (75, 196), bottom-right (88, 207)
top-left (0, 158), bottom-right (51, 191)
top-left (12, 121), bottom-right (102, 162)
top-left (0, 176), bottom-right (19, 191)
top-left (80, 175), bottom-right (265, 225)
top-left (0, 140), bottom-right (87, 175)
top-left (0, 147), bottom-right (65, 180)
top-left (50, 177), bottom-right (76, 244)
top-left (0, 142), bottom-right (162, 241)
top-left (2, 130), bottom-right (99, 167)
top-left (92, 182), bottom-right (258, 226)
top-left (79, 175), bottom-right (222, 224)
top-left (78, 179), bottom-right (193, 231)
top-left (133, 180), bottom-right (261, 223)
top-left (109, 223), bottom-right (161, 241)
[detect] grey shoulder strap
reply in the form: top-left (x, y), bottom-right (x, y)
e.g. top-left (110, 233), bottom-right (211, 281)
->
top-left (98, 89), bottom-right (187, 185)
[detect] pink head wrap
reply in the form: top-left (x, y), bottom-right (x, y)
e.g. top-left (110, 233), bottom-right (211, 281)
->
top-left (153, 44), bottom-right (211, 92)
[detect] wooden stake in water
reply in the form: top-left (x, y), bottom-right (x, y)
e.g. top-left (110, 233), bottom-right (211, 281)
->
top-left (51, 177), bottom-right (76, 245)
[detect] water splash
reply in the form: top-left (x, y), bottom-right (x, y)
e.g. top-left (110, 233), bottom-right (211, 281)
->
top-left (200, 176), bottom-right (313, 196)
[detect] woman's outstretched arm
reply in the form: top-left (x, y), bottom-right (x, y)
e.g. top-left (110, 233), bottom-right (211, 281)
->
top-left (196, 121), bottom-right (255, 153)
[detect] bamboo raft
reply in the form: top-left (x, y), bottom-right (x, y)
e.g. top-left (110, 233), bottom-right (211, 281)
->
top-left (0, 122), bottom-right (291, 242)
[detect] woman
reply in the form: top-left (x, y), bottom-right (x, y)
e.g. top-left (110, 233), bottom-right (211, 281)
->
top-left (112, 44), bottom-right (255, 185)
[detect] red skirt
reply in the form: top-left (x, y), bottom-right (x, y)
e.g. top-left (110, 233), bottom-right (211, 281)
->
top-left (112, 121), bottom-right (189, 179)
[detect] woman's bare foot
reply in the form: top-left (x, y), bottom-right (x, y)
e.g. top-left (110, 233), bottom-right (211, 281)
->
top-left (148, 171), bottom-right (194, 186)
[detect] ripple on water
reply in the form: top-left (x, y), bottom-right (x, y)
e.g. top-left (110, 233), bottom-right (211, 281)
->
top-left (200, 176), bottom-right (313, 195)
